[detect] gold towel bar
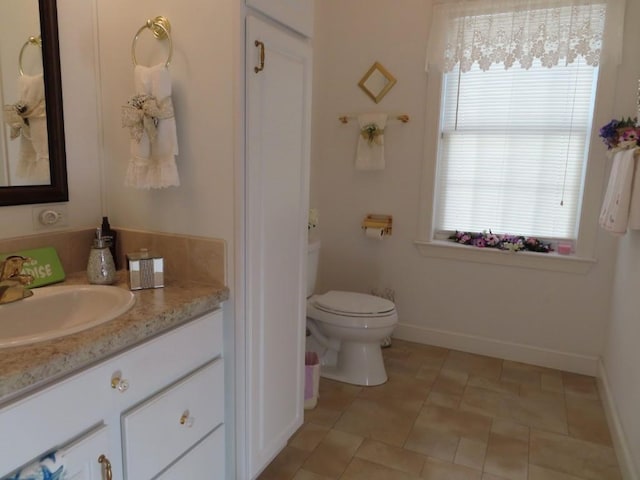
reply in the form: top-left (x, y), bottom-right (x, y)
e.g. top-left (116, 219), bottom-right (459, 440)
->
top-left (131, 16), bottom-right (173, 67)
top-left (339, 114), bottom-right (409, 124)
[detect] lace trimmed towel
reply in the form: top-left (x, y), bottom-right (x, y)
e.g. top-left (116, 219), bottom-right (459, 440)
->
top-left (355, 113), bottom-right (387, 171)
top-left (2, 74), bottom-right (49, 184)
top-left (122, 63), bottom-right (179, 189)
top-left (599, 148), bottom-right (640, 235)
top-left (6, 450), bottom-right (66, 480)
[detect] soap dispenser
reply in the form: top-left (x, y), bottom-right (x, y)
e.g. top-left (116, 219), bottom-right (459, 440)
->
top-left (87, 227), bottom-right (116, 285)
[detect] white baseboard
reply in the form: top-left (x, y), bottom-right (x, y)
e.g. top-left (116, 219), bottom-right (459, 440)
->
top-left (597, 360), bottom-right (639, 480)
top-left (392, 323), bottom-right (599, 375)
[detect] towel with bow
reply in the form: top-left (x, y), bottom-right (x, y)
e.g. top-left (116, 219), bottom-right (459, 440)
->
top-left (6, 450), bottom-right (66, 480)
top-left (122, 63), bottom-right (179, 189)
top-left (2, 74), bottom-right (49, 184)
top-left (599, 148), bottom-right (640, 234)
top-left (355, 113), bottom-right (388, 171)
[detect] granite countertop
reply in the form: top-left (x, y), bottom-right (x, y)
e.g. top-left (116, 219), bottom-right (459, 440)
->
top-left (0, 271), bottom-right (229, 406)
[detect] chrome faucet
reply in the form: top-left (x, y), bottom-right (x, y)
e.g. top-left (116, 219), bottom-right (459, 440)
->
top-left (0, 255), bottom-right (34, 304)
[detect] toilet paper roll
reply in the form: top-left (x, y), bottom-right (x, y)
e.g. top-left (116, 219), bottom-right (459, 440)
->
top-left (365, 227), bottom-right (385, 240)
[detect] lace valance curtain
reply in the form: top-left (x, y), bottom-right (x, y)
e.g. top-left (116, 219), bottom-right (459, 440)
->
top-left (426, 0), bottom-right (625, 72)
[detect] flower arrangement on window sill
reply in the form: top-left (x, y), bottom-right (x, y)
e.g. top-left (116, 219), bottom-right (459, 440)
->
top-left (448, 230), bottom-right (554, 253)
top-left (599, 117), bottom-right (639, 152)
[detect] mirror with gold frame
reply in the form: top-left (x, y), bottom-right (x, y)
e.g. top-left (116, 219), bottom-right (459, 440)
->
top-left (358, 62), bottom-right (397, 104)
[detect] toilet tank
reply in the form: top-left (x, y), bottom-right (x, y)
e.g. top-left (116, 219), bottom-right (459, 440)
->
top-left (307, 239), bottom-right (321, 298)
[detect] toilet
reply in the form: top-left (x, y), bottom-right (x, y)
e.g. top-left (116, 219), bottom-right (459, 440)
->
top-left (306, 239), bottom-right (398, 386)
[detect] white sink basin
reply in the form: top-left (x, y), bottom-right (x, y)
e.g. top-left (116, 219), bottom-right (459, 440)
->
top-left (0, 285), bottom-right (135, 349)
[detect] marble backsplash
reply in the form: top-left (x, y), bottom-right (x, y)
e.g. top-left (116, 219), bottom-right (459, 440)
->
top-left (0, 228), bottom-right (226, 286)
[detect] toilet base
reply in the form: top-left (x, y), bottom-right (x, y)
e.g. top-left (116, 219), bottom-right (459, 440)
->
top-left (319, 340), bottom-right (388, 386)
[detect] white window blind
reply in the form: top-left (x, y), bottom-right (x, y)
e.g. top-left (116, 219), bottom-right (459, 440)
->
top-left (434, 48), bottom-right (599, 241)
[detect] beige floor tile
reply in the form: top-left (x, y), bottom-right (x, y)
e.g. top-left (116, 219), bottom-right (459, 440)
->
top-left (404, 426), bottom-right (460, 462)
top-left (317, 378), bottom-right (362, 410)
top-left (454, 438), bottom-right (487, 470)
top-left (341, 457), bottom-right (423, 480)
top-left (461, 385), bottom-right (568, 434)
top-left (443, 350), bottom-right (503, 380)
top-left (358, 373), bottom-right (432, 403)
top-left (500, 360), bottom-right (543, 387)
top-left (483, 432), bottom-right (528, 480)
top-left (416, 365), bottom-right (441, 384)
top-left (490, 418), bottom-right (530, 442)
top-left (565, 395), bottom-right (612, 446)
top-left (258, 446), bottom-right (310, 480)
top-left (420, 457), bottom-right (482, 479)
top-left (302, 429), bottom-right (363, 478)
top-left (355, 439), bottom-right (426, 475)
top-left (304, 405), bottom-right (343, 428)
top-left (431, 369), bottom-right (469, 396)
top-left (467, 375), bottom-right (520, 395)
top-left (562, 372), bottom-right (599, 399)
top-left (426, 391), bottom-right (462, 409)
top-left (530, 429), bottom-right (622, 480)
top-left (289, 422), bottom-right (330, 452)
top-left (540, 372), bottom-right (565, 394)
top-left (481, 474), bottom-right (509, 480)
top-left (528, 464), bottom-right (586, 480)
top-left (292, 470), bottom-right (334, 480)
top-left (414, 404), bottom-right (492, 442)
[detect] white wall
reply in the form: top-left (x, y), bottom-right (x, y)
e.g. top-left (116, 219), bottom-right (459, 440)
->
top-left (312, 0), bottom-right (621, 374)
top-left (0, 0), bottom-right (103, 238)
top-left (601, 2), bottom-right (640, 477)
top-left (96, 0), bottom-right (238, 244)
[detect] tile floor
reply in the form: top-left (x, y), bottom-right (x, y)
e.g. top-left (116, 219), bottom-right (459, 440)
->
top-left (258, 339), bottom-right (622, 480)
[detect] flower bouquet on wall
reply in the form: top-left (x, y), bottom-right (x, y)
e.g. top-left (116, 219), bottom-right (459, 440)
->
top-left (598, 117), bottom-right (639, 155)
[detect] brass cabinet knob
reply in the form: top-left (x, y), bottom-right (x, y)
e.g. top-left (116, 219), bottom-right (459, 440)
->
top-left (98, 454), bottom-right (113, 480)
top-left (179, 410), bottom-right (194, 427)
top-left (110, 373), bottom-right (129, 392)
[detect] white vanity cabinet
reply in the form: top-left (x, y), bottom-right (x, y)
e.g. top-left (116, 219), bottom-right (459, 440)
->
top-left (0, 309), bottom-right (224, 480)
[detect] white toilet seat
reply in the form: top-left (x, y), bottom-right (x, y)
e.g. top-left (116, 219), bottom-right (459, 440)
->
top-left (307, 291), bottom-right (397, 328)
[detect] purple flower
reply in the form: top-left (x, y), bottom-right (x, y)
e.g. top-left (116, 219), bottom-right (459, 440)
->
top-left (473, 238), bottom-right (486, 248)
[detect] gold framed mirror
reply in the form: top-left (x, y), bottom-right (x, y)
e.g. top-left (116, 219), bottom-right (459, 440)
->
top-left (358, 62), bottom-right (396, 104)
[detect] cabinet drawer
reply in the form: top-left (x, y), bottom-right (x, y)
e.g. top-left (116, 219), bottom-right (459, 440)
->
top-left (121, 359), bottom-right (224, 480)
top-left (156, 426), bottom-right (225, 479)
top-left (107, 309), bottom-right (223, 411)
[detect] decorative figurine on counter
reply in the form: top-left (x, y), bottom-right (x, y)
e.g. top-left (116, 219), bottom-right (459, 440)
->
top-left (0, 255), bottom-right (34, 304)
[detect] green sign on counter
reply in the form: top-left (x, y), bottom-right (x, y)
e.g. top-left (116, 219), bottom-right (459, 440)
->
top-left (0, 247), bottom-right (65, 288)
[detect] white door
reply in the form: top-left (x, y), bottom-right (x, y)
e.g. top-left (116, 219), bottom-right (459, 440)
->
top-left (244, 15), bottom-right (312, 479)
top-left (63, 425), bottom-right (112, 480)
top-left (246, 0), bottom-right (314, 37)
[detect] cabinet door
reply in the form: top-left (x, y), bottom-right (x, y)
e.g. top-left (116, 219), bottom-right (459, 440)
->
top-left (156, 427), bottom-right (225, 480)
top-left (246, 0), bottom-right (313, 37)
top-left (245, 15), bottom-right (312, 479)
top-left (63, 425), bottom-right (112, 480)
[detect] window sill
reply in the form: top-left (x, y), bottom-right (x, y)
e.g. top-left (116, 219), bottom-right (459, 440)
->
top-left (414, 240), bottom-right (596, 274)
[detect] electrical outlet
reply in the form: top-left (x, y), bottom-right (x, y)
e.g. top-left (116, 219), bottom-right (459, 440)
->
top-left (32, 204), bottom-right (68, 230)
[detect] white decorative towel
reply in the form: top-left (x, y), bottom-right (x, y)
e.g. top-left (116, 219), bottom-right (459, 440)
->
top-left (6, 450), bottom-right (66, 480)
top-left (356, 113), bottom-right (387, 171)
top-left (122, 63), bottom-right (179, 189)
top-left (599, 149), bottom-right (637, 234)
top-left (2, 74), bottom-right (49, 184)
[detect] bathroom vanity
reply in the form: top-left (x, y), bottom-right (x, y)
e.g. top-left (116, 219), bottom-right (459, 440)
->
top-left (0, 274), bottom-right (228, 479)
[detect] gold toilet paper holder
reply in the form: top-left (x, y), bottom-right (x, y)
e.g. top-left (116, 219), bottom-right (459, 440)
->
top-left (362, 214), bottom-right (393, 236)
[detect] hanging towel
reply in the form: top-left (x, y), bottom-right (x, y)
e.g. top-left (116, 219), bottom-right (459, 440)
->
top-left (628, 152), bottom-right (640, 230)
top-left (2, 74), bottom-right (49, 184)
top-left (355, 113), bottom-right (387, 171)
top-left (599, 148), bottom-right (637, 234)
top-left (6, 450), bottom-right (66, 480)
top-left (122, 63), bottom-right (179, 189)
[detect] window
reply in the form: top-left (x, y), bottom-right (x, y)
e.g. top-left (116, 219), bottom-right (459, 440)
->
top-left (435, 57), bottom-right (598, 241)
top-left (427, 0), bottom-right (610, 246)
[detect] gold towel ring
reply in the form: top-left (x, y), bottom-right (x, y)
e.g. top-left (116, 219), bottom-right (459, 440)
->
top-left (18, 35), bottom-right (42, 76)
top-left (131, 16), bottom-right (173, 67)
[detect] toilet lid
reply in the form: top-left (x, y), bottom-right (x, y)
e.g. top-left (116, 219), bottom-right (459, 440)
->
top-left (313, 291), bottom-right (395, 315)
